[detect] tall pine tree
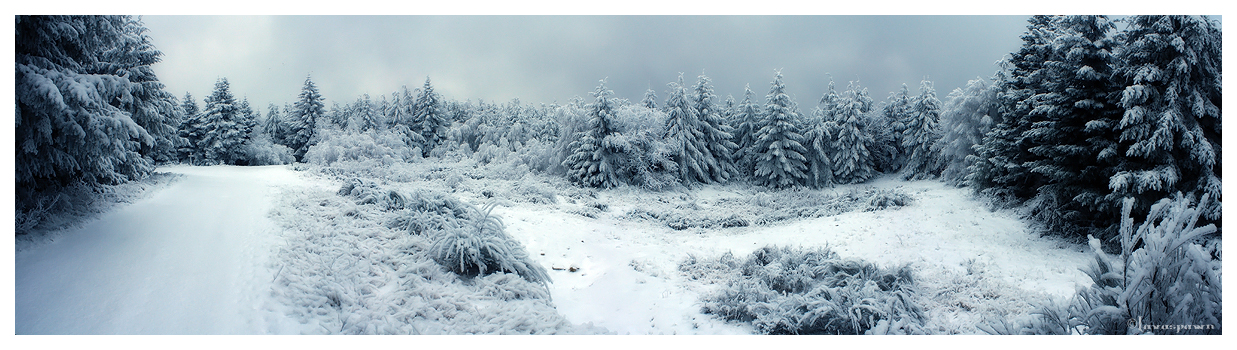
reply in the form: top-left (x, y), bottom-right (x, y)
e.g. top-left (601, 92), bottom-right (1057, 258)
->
top-left (288, 75), bottom-right (324, 161)
top-left (901, 79), bottom-right (943, 180)
top-left (751, 71), bottom-right (808, 189)
top-left (1109, 15), bottom-right (1222, 224)
top-left (562, 80), bottom-right (622, 188)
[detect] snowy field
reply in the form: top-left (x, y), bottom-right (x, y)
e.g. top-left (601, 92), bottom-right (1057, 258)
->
top-left (14, 163), bottom-right (1098, 335)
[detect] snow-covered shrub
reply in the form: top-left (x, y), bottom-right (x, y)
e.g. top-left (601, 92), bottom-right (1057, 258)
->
top-left (305, 128), bottom-right (417, 165)
top-left (337, 178), bottom-right (406, 211)
top-left (430, 203), bottom-right (551, 286)
top-left (689, 246), bottom-right (924, 334)
top-left (241, 136), bottom-right (295, 165)
top-left (864, 189), bottom-right (912, 211)
top-left (1006, 193), bottom-right (1221, 334)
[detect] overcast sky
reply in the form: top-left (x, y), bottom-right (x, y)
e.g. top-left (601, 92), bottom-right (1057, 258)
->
top-left (142, 16), bottom-right (1034, 112)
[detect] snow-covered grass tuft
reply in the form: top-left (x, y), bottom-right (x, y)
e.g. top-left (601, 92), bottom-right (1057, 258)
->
top-left (430, 202), bottom-right (552, 286)
top-left (684, 245), bottom-right (925, 334)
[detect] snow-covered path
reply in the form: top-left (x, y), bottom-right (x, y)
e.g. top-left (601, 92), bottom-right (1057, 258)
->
top-left (14, 165), bottom-right (308, 334)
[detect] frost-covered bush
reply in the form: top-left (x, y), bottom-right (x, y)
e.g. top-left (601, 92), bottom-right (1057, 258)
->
top-left (305, 128), bottom-right (417, 165)
top-left (1003, 193), bottom-right (1221, 334)
top-left (864, 189), bottom-right (913, 211)
top-left (338, 178), bottom-right (406, 211)
top-left (429, 203), bottom-right (551, 286)
top-left (241, 136), bottom-right (295, 165)
top-left (687, 246), bottom-right (924, 334)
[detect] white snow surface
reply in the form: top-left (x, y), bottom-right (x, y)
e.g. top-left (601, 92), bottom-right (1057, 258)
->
top-left (14, 165), bottom-right (321, 334)
top-left (15, 164), bottom-right (1095, 334)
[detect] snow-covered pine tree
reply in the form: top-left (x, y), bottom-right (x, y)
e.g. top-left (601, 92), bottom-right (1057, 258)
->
top-left (751, 71), bottom-right (809, 189)
top-left (264, 103), bottom-right (286, 146)
top-left (412, 77), bottom-right (448, 156)
top-left (900, 79), bottom-right (943, 180)
top-left (288, 75), bottom-right (325, 162)
top-left (16, 15), bottom-right (154, 200)
top-left (100, 16), bottom-right (185, 165)
top-left (969, 15), bottom-right (1058, 201)
top-left (1021, 15), bottom-right (1126, 238)
top-left (196, 78), bottom-right (249, 165)
top-left (178, 92), bottom-right (203, 162)
top-left (848, 80), bottom-right (898, 174)
top-left (831, 82), bottom-right (878, 184)
top-left (1109, 15), bottom-right (1222, 226)
top-left (732, 85), bottom-right (762, 178)
top-left (641, 88), bottom-right (658, 110)
top-left (663, 74), bottom-right (710, 185)
top-left (937, 76), bottom-right (1000, 186)
top-left (802, 93), bottom-right (836, 188)
top-left (691, 73), bottom-right (739, 183)
top-left (882, 83), bottom-right (914, 171)
top-left (349, 93), bottom-right (384, 132)
top-left (562, 80), bottom-right (623, 188)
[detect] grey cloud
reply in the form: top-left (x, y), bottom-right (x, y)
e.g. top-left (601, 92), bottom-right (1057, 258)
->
top-left (143, 15), bottom-right (1030, 111)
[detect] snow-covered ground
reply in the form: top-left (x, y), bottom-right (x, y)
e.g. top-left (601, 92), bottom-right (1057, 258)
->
top-left (494, 176), bottom-right (1095, 334)
top-left (14, 164), bottom-right (1095, 335)
top-left (14, 165), bottom-right (320, 334)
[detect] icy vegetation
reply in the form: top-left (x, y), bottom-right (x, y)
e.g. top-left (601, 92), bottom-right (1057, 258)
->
top-left (992, 193), bottom-right (1222, 334)
top-left (268, 178), bottom-right (603, 334)
top-left (685, 246), bottom-right (924, 334)
top-left (16, 15), bottom-right (1221, 336)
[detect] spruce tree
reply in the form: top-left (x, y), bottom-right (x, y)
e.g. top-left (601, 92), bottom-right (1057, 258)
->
top-left (732, 85), bottom-right (762, 177)
top-left (883, 83), bottom-right (914, 171)
top-left (938, 76), bottom-right (1000, 186)
top-left (101, 16), bottom-right (185, 165)
top-left (178, 92), bottom-right (203, 161)
top-left (562, 80), bottom-right (622, 188)
top-left (196, 78), bottom-right (249, 165)
top-left (970, 15), bottom-right (1057, 200)
top-left (831, 83), bottom-right (877, 184)
top-left (663, 74), bottom-right (708, 184)
top-left (412, 77), bottom-right (447, 156)
top-left (803, 94), bottom-right (836, 188)
top-left (1110, 15), bottom-right (1222, 224)
top-left (16, 15), bottom-right (153, 198)
top-left (1023, 15), bottom-right (1125, 237)
top-left (901, 79), bottom-right (943, 180)
top-left (641, 88), bottom-right (658, 110)
top-left (288, 75), bottom-right (325, 161)
top-left (751, 71), bottom-right (808, 189)
top-left (691, 73), bottom-right (738, 183)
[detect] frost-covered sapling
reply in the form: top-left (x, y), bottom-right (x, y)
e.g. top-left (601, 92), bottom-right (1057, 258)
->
top-left (1011, 193), bottom-right (1221, 334)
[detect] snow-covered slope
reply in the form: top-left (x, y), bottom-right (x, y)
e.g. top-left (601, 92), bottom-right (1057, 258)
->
top-left (14, 165), bottom-right (319, 334)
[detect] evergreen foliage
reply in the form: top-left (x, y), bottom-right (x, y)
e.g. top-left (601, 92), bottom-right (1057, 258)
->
top-left (1109, 15), bottom-right (1222, 226)
top-left (690, 73), bottom-right (739, 183)
top-left (412, 77), bottom-right (448, 156)
top-left (562, 80), bottom-right (623, 188)
top-left (288, 75), bottom-right (326, 162)
top-left (641, 88), bottom-right (658, 109)
top-left (938, 76), bottom-right (1000, 186)
top-left (882, 84), bottom-right (914, 172)
top-left (732, 86), bottom-right (762, 179)
top-left (16, 15), bottom-right (168, 203)
top-left (900, 79), bottom-right (943, 180)
top-left (750, 71), bottom-right (809, 189)
top-left (829, 82), bottom-right (878, 184)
